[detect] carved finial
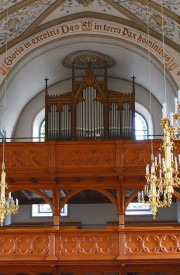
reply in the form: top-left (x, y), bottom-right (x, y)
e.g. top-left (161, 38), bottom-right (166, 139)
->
top-left (132, 75), bottom-right (136, 93)
top-left (44, 77), bottom-right (49, 96)
top-left (45, 77), bottom-right (48, 86)
top-left (72, 61), bottom-right (75, 72)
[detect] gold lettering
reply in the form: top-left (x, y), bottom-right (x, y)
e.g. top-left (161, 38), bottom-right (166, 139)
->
top-left (0, 64), bottom-right (10, 75)
top-left (81, 20), bottom-right (92, 31)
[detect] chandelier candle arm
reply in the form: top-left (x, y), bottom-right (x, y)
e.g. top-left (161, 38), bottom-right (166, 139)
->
top-left (178, 90), bottom-right (180, 102)
top-left (174, 98), bottom-right (178, 113)
top-left (139, 98), bottom-right (180, 219)
top-left (0, 167), bottom-right (19, 226)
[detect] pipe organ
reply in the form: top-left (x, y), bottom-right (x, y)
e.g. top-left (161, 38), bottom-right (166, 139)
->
top-left (45, 64), bottom-right (135, 140)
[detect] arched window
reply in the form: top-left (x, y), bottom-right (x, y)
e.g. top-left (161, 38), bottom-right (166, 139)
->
top-left (40, 121), bottom-right (45, 141)
top-left (33, 108), bottom-right (45, 142)
top-left (135, 112), bottom-right (148, 140)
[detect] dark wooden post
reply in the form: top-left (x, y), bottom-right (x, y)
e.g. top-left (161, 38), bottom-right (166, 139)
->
top-left (131, 75), bottom-right (136, 139)
top-left (44, 77), bottom-right (49, 141)
top-left (53, 183), bottom-right (60, 229)
top-left (71, 62), bottom-right (76, 140)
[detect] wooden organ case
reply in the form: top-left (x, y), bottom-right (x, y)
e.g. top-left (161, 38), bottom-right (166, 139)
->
top-left (45, 63), bottom-right (135, 141)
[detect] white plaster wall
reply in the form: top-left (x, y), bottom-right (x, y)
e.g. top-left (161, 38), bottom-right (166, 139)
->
top-left (125, 203), bottom-right (178, 223)
top-left (14, 77), bottom-right (162, 139)
top-left (14, 92), bottom-right (45, 141)
top-left (12, 203), bottom-right (177, 227)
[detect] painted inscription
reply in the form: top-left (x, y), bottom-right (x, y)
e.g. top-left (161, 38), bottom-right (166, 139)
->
top-left (0, 19), bottom-right (179, 80)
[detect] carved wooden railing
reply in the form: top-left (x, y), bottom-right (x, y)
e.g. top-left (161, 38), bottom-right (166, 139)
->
top-left (0, 226), bottom-right (180, 260)
top-left (1, 140), bottom-right (180, 217)
top-left (0, 139), bottom-right (164, 177)
top-left (0, 226), bottom-right (180, 273)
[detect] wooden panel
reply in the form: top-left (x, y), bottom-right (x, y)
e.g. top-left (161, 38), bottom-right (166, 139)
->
top-left (125, 230), bottom-right (180, 258)
top-left (122, 140), bottom-right (160, 171)
top-left (56, 230), bottom-right (119, 260)
top-left (0, 231), bottom-right (49, 260)
top-left (3, 142), bottom-right (49, 174)
top-left (56, 142), bottom-right (116, 173)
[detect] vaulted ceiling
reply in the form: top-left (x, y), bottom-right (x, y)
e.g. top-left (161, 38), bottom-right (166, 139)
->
top-left (0, 0), bottom-right (179, 137)
top-left (0, 0), bottom-right (179, 51)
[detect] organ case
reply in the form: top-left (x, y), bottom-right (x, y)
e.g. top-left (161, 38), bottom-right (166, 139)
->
top-left (45, 64), bottom-right (135, 140)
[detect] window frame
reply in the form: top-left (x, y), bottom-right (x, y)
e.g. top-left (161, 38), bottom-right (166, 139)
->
top-left (31, 203), bottom-right (68, 217)
top-left (135, 112), bottom-right (148, 140)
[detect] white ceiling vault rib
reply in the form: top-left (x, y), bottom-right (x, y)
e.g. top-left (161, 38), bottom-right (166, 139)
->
top-left (0, 0), bottom-right (59, 51)
top-left (40, 0), bottom-right (129, 25)
top-left (105, 0), bottom-right (180, 51)
top-left (0, 0), bottom-right (23, 14)
top-left (151, 0), bottom-right (180, 16)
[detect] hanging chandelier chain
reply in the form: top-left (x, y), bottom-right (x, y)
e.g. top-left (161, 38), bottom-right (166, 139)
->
top-left (138, 0), bottom-right (180, 219)
top-left (0, 5), bottom-right (19, 227)
top-left (146, 0), bottom-right (153, 155)
top-left (161, 0), bottom-right (167, 105)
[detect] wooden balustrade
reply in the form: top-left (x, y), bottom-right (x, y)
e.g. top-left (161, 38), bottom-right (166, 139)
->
top-left (2, 139), bottom-right (180, 200)
top-left (0, 226), bottom-right (180, 273)
top-left (0, 225), bottom-right (180, 260)
top-left (0, 139), bottom-right (163, 177)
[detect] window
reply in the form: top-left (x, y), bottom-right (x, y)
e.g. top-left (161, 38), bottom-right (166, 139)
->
top-left (135, 112), bottom-right (148, 140)
top-left (33, 108), bottom-right (45, 142)
top-left (40, 121), bottom-right (45, 141)
top-left (32, 204), bottom-right (68, 217)
top-left (126, 202), bottom-right (152, 216)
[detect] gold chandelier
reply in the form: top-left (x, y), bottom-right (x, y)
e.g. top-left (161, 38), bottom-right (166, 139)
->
top-left (0, 135), bottom-right (19, 226)
top-left (138, 1), bottom-right (180, 219)
top-left (138, 99), bottom-right (180, 219)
